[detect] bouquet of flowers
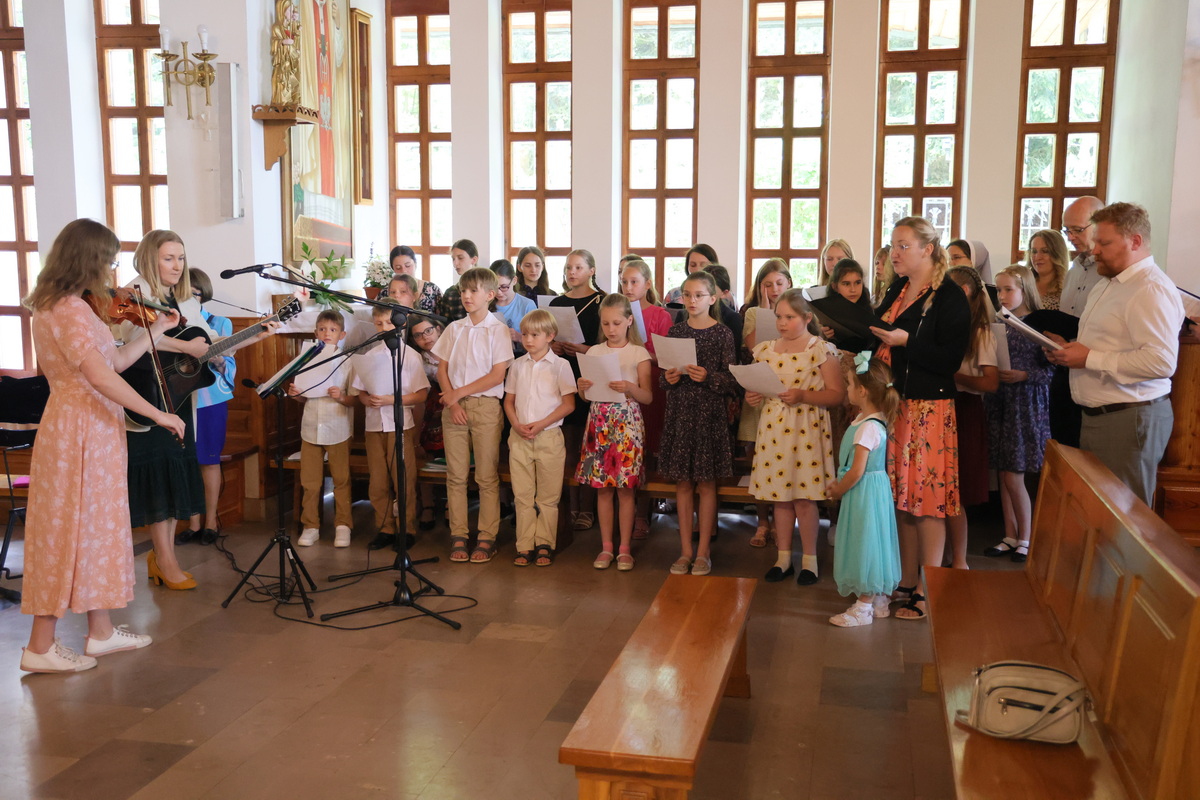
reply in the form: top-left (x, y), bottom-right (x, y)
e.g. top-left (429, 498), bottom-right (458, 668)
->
top-left (365, 252), bottom-right (392, 289)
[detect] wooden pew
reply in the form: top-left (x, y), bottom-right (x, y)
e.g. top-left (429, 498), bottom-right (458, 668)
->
top-left (925, 441), bottom-right (1200, 800)
top-left (559, 575), bottom-right (756, 799)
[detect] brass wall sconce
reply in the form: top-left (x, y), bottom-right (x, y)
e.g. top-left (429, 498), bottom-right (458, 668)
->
top-left (157, 25), bottom-right (218, 121)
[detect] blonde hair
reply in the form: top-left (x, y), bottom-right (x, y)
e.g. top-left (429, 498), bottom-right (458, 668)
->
top-left (564, 248), bottom-right (603, 294)
top-left (776, 288), bottom-right (823, 337)
top-left (24, 218), bottom-right (119, 315)
top-left (388, 273), bottom-right (419, 295)
top-left (746, 258), bottom-right (793, 310)
top-left (371, 297), bottom-right (401, 319)
top-left (848, 358), bottom-right (901, 426)
top-left (620, 259), bottom-right (661, 306)
top-left (818, 239), bottom-right (855, 286)
top-left (1027, 229), bottom-right (1069, 298)
top-left (598, 292), bottom-right (644, 347)
top-left (133, 229), bottom-right (190, 302)
top-left (893, 216), bottom-right (949, 309)
top-left (519, 308), bottom-right (557, 336)
top-left (997, 265), bottom-right (1042, 313)
top-left (459, 266), bottom-right (498, 293)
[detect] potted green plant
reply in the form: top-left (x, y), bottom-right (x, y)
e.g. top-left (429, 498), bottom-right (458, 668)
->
top-left (364, 251), bottom-right (392, 300)
top-left (299, 242), bottom-right (353, 312)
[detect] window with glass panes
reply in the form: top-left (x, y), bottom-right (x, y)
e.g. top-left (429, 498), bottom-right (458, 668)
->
top-left (624, 0), bottom-right (699, 296)
top-left (746, 0), bottom-right (830, 292)
top-left (0, 1), bottom-right (37, 372)
top-left (504, 1), bottom-right (571, 275)
top-left (1012, 0), bottom-right (1118, 260)
top-left (388, 3), bottom-right (454, 289)
top-left (876, 0), bottom-right (967, 248)
top-left (95, 0), bottom-right (167, 270)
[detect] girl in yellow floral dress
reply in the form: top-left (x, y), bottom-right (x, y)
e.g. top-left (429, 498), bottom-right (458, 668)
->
top-left (745, 289), bottom-right (846, 587)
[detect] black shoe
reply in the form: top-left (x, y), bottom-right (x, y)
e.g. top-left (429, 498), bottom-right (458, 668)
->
top-left (764, 565), bottom-right (794, 583)
top-left (199, 528), bottom-right (219, 545)
top-left (368, 532), bottom-right (396, 551)
top-left (796, 569), bottom-right (819, 586)
top-left (175, 529), bottom-right (196, 545)
top-left (398, 533), bottom-right (416, 550)
top-left (983, 540), bottom-right (1016, 557)
top-left (419, 517), bottom-right (436, 531)
top-left (1010, 546), bottom-right (1028, 563)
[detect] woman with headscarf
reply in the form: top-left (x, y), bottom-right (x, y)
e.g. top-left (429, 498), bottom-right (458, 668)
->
top-left (947, 239), bottom-right (993, 284)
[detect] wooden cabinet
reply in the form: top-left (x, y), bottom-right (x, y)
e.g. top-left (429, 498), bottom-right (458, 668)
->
top-left (1158, 334), bottom-right (1200, 545)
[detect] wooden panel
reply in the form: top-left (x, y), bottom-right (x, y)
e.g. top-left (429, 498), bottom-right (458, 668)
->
top-left (560, 575), bottom-right (756, 782)
top-left (1158, 483), bottom-right (1200, 537)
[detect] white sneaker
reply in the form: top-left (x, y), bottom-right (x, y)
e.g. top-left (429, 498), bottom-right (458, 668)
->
top-left (334, 525), bottom-right (352, 548)
top-left (297, 528), bottom-right (320, 546)
top-left (85, 625), bottom-right (152, 657)
top-left (20, 640), bottom-right (98, 673)
top-left (872, 595), bottom-right (891, 619)
top-left (829, 602), bottom-right (874, 628)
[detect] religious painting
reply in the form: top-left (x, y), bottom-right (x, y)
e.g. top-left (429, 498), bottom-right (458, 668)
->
top-left (283, 0), bottom-right (354, 264)
top-left (351, 9), bottom-right (373, 205)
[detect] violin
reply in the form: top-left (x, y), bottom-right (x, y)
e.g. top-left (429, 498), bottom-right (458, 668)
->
top-left (87, 287), bottom-right (183, 328)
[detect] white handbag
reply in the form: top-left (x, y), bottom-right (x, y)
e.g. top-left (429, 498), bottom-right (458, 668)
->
top-left (956, 661), bottom-right (1088, 744)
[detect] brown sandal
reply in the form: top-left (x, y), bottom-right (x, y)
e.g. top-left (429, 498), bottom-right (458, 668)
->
top-left (513, 550), bottom-right (535, 567)
top-left (449, 537), bottom-right (470, 563)
top-left (470, 540), bottom-right (497, 563)
top-left (534, 544), bottom-right (554, 566)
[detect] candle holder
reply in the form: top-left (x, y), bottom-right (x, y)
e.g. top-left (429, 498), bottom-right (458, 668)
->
top-left (156, 28), bottom-right (218, 121)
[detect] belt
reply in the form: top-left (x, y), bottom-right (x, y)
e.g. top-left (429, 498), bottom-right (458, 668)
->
top-left (1081, 394), bottom-right (1169, 416)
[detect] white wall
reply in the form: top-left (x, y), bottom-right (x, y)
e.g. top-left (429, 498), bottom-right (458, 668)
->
top-left (1166, 2), bottom-right (1200, 295)
top-left (1108, 0), bottom-right (1190, 270)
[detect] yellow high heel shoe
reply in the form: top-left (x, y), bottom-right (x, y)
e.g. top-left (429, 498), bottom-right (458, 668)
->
top-left (147, 551), bottom-right (197, 590)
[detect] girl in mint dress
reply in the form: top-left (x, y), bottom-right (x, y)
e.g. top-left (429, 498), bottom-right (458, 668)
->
top-left (827, 355), bottom-right (902, 627)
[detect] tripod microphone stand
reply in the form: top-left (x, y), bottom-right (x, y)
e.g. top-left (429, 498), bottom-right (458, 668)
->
top-left (322, 312), bottom-right (460, 630)
top-left (221, 342), bottom-right (324, 615)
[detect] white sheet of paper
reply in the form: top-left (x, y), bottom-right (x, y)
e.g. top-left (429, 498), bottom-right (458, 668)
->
top-left (729, 362), bottom-right (787, 397)
top-left (537, 295), bottom-right (554, 309)
top-left (630, 299), bottom-right (647, 343)
top-left (998, 307), bottom-right (1063, 350)
top-left (546, 306), bottom-right (586, 344)
top-left (651, 334), bottom-right (698, 371)
top-left (755, 307), bottom-right (779, 343)
top-left (294, 351), bottom-right (347, 398)
top-left (577, 352), bottom-right (625, 403)
top-left (991, 323), bottom-right (1011, 371)
top-left (354, 346), bottom-right (399, 397)
top-left (804, 285), bottom-right (828, 301)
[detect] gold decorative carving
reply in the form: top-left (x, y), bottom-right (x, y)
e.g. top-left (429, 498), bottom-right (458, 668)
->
top-left (254, 0), bottom-right (315, 169)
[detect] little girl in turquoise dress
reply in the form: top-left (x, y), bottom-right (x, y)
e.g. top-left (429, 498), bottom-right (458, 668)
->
top-left (826, 354), bottom-right (903, 627)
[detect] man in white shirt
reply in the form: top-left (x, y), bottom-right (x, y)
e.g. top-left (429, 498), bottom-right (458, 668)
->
top-left (1047, 203), bottom-right (1185, 504)
top-left (1059, 196), bottom-right (1106, 317)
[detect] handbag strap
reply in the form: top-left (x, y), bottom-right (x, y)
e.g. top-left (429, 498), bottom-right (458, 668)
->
top-left (956, 680), bottom-right (1087, 740)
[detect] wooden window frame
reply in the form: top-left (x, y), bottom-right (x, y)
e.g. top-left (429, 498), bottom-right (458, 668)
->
top-left (0, 5), bottom-right (35, 371)
top-left (622, 0), bottom-right (700, 294)
top-left (745, 0), bottom-right (832, 294)
top-left (387, 0), bottom-right (451, 282)
top-left (876, 0), bottom-right (969, 251)
top-left (502, 0), bottom-right (572, 267)
top-left (1011, 0), bottom-right (1119, 260)
top-left (94, 0), bottom-right (166, 252)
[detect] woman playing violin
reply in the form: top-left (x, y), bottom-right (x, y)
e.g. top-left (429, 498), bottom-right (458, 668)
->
top-left (115, 230), bottom-right (278, 590)
top-left (19, 219), bottom-right (187, 673)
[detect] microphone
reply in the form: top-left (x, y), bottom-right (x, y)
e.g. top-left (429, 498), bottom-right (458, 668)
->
top-left (220, 263), bottom-right (278, 280)
top-left (241, 378), bottom-right (260, 389)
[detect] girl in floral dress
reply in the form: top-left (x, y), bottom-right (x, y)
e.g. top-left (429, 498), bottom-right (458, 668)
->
top-left (575, 294), bottom-right (653, 571)
top-left (745, 289), bottom-right (845, 586)
top-left (658, 272), bottom-right (737, 576)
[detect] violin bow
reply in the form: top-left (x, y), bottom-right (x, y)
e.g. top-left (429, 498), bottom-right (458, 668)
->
top-left (133, 284), bottom-right (184, 446)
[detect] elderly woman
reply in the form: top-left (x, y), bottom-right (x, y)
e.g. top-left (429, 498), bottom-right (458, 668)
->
top-left (870, 217), bottom-right (971, 620)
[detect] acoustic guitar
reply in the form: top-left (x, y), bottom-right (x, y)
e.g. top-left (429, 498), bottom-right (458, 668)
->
top-left (123, 298), bottom-right (303, 430)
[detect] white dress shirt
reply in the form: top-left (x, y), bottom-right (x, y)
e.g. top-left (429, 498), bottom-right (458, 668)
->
top-left (1061, 253), bottom-right (1103, 317)
top-left (431, 312), bottom-right (513, 399)
top-left (300, 354), bottom-right (353, 446)
top-left (1070, 256), bottom-right (1185, 407)
top-left (954, 327), bottom-right (998, 395)
top-left (504, 349), bottom-right (577, 427)
top-left (350, 341), bottom-right (430, 432)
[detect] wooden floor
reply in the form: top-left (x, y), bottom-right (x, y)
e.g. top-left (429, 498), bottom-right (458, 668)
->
top-left (0, 498), bottom-right (1021, 799)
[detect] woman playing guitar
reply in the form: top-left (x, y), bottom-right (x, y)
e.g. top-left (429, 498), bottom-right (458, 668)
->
top-left (114, 229), bottom-right (279, 590)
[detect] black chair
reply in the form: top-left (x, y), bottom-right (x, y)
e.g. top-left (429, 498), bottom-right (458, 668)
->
top-left (0, 375), bottom-right (50, 604)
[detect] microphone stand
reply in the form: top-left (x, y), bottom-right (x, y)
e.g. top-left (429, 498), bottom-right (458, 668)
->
top-left (253, 269), bottom-right (459, 630)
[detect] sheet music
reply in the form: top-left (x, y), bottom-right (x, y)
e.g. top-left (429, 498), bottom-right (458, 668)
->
top-left (804, 285), bottom-right (828, 301)
top-left (997, 307), bottom-right (1063, 350)
top-left (546, 306), bottom-right (586, 344)
top-left (755, 307), bottom-right (779, 343)
top-left (577, 352), bottom-right (626, 403)
top-left (537, 295), bottom-right (554, 309)
top-left (730, 362), bottom-right (787, 397)
top-left (258, 342), bottom-right (324, 398)
top-left (651, 334), bottom-right (698, 370)
top-left (630, 300), bottom-right (647, 343)
top-left (991, 323), bottom-right (1011, 371)
top-left (293, 349), bottom-right (348, 398)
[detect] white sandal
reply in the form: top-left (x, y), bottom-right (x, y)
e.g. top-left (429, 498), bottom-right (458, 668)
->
top-left (829, 602), bottom-right (874, 628)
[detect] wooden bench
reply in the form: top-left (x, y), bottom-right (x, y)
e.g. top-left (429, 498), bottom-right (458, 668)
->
top-left (559, 575), bottom-right (756, 799)
top-left (925, 441), bottom-right (1200, 799)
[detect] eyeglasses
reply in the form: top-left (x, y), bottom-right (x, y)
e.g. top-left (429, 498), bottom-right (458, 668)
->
top-left (413, 327), bottom-right (437, 339)
top-left (1061, 223), bottom-right (1093, 236)
top-left (497, 283), bottom-right (512, 291)
top-left (681, 292), bottom-right (712, 301)
top-left (894, 243), bottom-right (913, 252)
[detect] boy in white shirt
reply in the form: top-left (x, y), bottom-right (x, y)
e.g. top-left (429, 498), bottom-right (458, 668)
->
top-left (351, 301), bottom-right (430, 550)
top-left (432, 267), bottom-right (514, 563)
top-left (287, 310), bottom-right (356, 547)
top-left (504, 310), bottom-right (576, 566)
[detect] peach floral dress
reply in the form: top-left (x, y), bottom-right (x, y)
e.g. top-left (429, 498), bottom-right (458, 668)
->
top-left (21, 296), bottom-right (135, 617)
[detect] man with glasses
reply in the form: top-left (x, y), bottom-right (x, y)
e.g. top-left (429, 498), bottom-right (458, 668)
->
top-left (1059, 195), bottom-right (1106, 315)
